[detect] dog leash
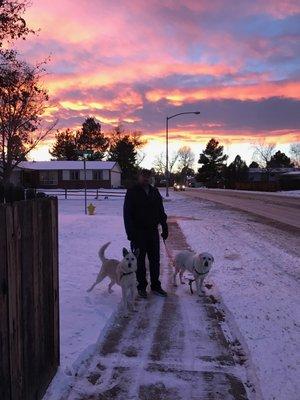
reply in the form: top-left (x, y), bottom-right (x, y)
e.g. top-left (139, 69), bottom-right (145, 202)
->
top-left (163, 239), bottom-right (174, 266)
top-left (163, 239), bottom-right (195, 295)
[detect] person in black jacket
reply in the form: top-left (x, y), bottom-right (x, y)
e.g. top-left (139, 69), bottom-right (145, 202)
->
top-left (123, 169), bottom-right (168, 298)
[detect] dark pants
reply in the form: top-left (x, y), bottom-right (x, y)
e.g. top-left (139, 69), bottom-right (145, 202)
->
top-left (131, 229), bottom-right (161, 291)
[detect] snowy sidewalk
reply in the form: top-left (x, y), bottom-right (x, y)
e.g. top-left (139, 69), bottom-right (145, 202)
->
top-left (62, 220), bottom-right (254, 400)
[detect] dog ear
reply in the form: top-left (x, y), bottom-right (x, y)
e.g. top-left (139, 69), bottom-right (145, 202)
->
top-left (134, 248), bottom-right (140, 258)
top-left (123, 248), bottom-right (129, 257)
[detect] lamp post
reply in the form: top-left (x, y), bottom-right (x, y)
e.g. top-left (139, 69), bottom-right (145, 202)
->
top-left (81, 150), bottom-right (93, 214)
top-left (165, 111), bottom-right (200, 197)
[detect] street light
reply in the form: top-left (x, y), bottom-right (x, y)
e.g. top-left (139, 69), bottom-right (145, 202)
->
top-left (80, 150), bottom-right (93, 214)
top-left (165, 111), bottom-right (200, 197)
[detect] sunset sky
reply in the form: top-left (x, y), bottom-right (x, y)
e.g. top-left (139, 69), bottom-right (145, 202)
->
top-left (19, 0), bottom-right (300, 166)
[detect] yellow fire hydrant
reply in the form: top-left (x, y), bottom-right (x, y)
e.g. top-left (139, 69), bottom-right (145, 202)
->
top-left (87, 203), bottom-right (96, 215)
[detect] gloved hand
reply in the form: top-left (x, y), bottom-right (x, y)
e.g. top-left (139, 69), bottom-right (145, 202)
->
top-left (161, 225), bottom-right (168, 241)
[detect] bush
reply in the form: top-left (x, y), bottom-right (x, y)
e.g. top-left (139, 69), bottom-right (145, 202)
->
top-left (26, 188), bottom-right (36, 199)
top-left (36, 191), bottom-right (47, 198)
top-left (0, 183), bottom-right (25, 203)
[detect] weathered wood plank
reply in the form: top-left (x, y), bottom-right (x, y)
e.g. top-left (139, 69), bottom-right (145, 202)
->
top-left (51, 198), bottom-right (60, 368)
top-left (17, 200), bottom-right (39, 400)
top-left (0, 205), bottom-right (11, 400)
top-left (7, 204), bottom-right (23, 400)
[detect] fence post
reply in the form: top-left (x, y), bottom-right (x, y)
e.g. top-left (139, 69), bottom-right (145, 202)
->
top-left (0, 205), bottom-right (11, 400)
top-left (7, 204), bottom-right (23, 399)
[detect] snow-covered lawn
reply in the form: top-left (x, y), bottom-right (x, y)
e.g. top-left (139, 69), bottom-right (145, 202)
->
top-left (45, 193), bottom-right (299, 400)
top-left (58, 198), bottom-right (126, 371)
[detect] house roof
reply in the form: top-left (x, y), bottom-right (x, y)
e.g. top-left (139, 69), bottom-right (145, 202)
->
top-left (280, 170), bottom-right (300, 176)
top-left (18, 161), bottom-right (119, 171)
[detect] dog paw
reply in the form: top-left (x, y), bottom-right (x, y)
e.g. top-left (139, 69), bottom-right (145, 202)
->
top-left (180, 282), bottom-right (185, 285)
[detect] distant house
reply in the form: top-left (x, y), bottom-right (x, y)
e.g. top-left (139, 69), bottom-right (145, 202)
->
top-left (16, 161), bottom-right (121, 189)
top-left (279, 170), bottom-right (300, 190)
top-left (248, 167), bottom-right (295, 182)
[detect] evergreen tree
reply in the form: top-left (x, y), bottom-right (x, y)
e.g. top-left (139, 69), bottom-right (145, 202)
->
top-left (225, 155), bottom-right (248, 188)
top-left (50, 129), bottom-right (78, 160)
top-left (267, 150), bottom-right (293, 169)
top-left (197, 138), bottom-right (228, 187)
top-left (249, 161), bottom-right (259, 168)
top-left (108, 126), bottom-right (145, 184)
top-left (50, 117), bottom-right (109, 160)
top-left (76, 117), bottom-right (109, 160)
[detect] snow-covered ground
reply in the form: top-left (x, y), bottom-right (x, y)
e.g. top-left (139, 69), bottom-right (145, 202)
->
top-left (192, 187), bottom-right (300, 198)
top-left (57, 199), bottom-right (126, 370)
top-left (166, 193), bottom-right (300, 400)
top-left (45, 193), bottom-right (299, 400)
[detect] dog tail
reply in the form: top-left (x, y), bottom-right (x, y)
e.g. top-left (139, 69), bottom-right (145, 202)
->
top-left (98, 242), bottom-right (111, 262)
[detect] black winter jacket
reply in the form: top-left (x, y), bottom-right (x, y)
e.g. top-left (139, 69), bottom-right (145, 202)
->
top-left (123, 184), bottom-right (168, 240)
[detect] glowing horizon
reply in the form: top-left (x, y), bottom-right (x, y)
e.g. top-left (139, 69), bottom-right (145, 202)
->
top-left (19, 0), bottom-right (300, 166)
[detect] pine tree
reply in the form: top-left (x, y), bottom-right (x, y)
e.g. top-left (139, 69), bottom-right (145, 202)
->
top-left (76, 117), bottom-right (109, 160)
top-left (225, 155), bottom-right (248, 188)
top-left (197, 138), bottom-right (228, 187)
top-left (50, 129), bottom-right (78, 160)
top-left (249, 161), bottom-right (259, 168)
top-left (50, 117), bottom-right (109, 160)
top-left (267, 150), bottom-right (293, 169)
top-left (108, 126), bottom-right (145, 184)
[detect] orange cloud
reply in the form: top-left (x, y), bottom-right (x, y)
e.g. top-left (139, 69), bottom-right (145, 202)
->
top-left (146, 80), bottom-right (300, 103)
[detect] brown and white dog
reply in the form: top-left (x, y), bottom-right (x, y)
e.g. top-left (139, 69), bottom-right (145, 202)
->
top-left (173, 250), bottom-right (214, 295)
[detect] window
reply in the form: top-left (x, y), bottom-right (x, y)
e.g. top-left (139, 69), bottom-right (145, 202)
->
top-left (93, 170), bottom-right (103, 180)
top-left (70, 170), bottom-right (80, 180)
top-left (39, 171), bottom-right (58, 185)
top-left (102, 170), bottom-right (109, 181)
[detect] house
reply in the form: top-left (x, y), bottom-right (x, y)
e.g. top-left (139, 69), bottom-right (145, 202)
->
top-left (17, 161), bottom-right (121, 189)
top-left (279, 170), bottom-right (300, 190)
top-left (248, 167), bottom-right (295, 182)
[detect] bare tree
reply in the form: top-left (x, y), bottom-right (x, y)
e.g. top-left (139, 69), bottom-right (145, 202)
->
top-left (0, 0), bottom-right (35, 48)
top-left (253, 142), bottom-right (276, 168)
top-left (153, 151), bottom-right (179, 175)
top-left (290, 143), bottom-right (300, 167)
top-left (0, 53), bottom-right (55, 183)
top-left (177, 146), bottom-right (195, 172)
top-left (252, 141), bottom-right (276, 182)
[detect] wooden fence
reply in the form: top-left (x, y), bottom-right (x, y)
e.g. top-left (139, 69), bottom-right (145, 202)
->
top-left (0, 198), bottom-right (59, 400)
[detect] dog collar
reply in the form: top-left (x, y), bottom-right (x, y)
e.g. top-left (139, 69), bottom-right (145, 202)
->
top-left (120, 271), bottom-right (135, 279)
top-left (193, 268), bottom-right (209, 276)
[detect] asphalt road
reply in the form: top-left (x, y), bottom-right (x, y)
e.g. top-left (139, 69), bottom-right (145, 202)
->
top-left (181, 189), bottom-right (300, 231)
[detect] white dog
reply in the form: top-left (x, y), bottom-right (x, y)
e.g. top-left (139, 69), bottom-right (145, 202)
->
top-left (173, 250), bottom-right (214, 295)
top-left (117, 247), bottom-right (139, 317)
top-left (87, 243), bottom-right (139, 317)
top-left (87, 242), bottom-right (120, 293)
